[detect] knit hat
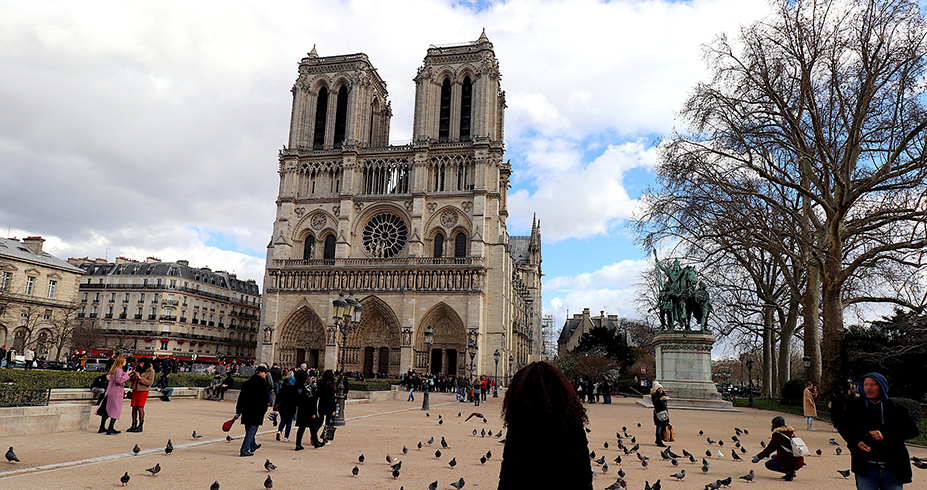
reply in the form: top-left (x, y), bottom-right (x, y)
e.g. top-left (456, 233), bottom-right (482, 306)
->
top-left (651, 381), bottom-right (663, 393)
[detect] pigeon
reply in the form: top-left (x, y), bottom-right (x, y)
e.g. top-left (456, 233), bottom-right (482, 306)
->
top-left (699, 430), bottom-right (704, 435)
top-left (418, 442), bottom-right (423, 450)
top-left (591, 451), bottom-right (597, 460)
top-left (602, 463), bottom-right (609, 473)
top-left (210, 482), bottom-right (220, 490)
top-left (652, 479), bottom-right (662, 490)
top-left (480, 455), bottom-right (486, 465)
top-left (671, 458), bottom-right (678, 467)
top-left (701, 464), bottom-right (709, 473)
top-left (732, 436), bottom-right (739, 442)
top-left (264, 459), bottom-right (276, 472)
top-left (5, 447), bottom-right (19, 463)
top-left (358, 454), bottom-right (365, 464)
top-left (838, 469), bottom-right (851, 478)
top-left (705, 481), bottom-right (720, 490)
top-left (429, 481), bottom-right (439, 490)
top-left (495, 430), bottom-right (503, 437)
top-left (391, 461), bottom-right (402, 471)
top-left (120, 471), bottom-right (130, 486)
top-left (667, 448), bottom-right (681, 459)
top-left (702, 458), bottom-right (710, 467)
top-left (641, 459), bottom-right (649, 469)
top-left (264, 475), bottom-right (273, 489)
top-left (614, 456), bottom-right (622, 465)
top-left (760, 441), bottom-right (766, 448)
top-left (464, 412), bottom-right (484, 421)
top-left (731, 450), bottom-right (743, 461)
top-left (402, 445), bottom-right (408, 455)
top-left (735, 428), bottom-right (743, 436)
top-left (426, 413), bottom-right (430, 417)
top-left (436, 450), bottom-right (442, 458)
top-left (644, 481), bottom-right (652, 490)
top-left (145, 463), bottom-right (160, 476)
top-left (638, 423), bottom-right (642, 427)
top-left (450, 477), bottom-right (465, 489)
top-left (707, 438), bottom-right (716, 445)
top-left (688, 454), bottom-right (697, 463)
top-left (439, 419), bottom-right (444, 425)
top-left (719, 440), bottom-right (724, 447)
top-left (670, 470), bottom-right (685, 481)
top-left (618, 468), bottom-right (626, 478)
top-left (392, 467), bottom-right (400, 479)
top-left (630, 444), bottom-right (639, 453)
top-left (717, 449), bottom-right (724, 458)
top-left (386, 454), bottom-right (394, 464)
top-left (586, 428), bottom-right (592, 433)
top-left (165, 440), bottom-right (173, 455)
top-left (472, 429), bottom-right (478, 436)
top-left (595, 456), bottom-right (606, 465)
top-left (682, 449), bottom-right (692, 458)
top-left (351, 465), bottom-right (359, 477)
top-left (448, 457), bottom-right (457, 469)
top-left (816, 449), bottom-right (822, 456)
top-left (192, 431), bottom-right (202, 439)
top-left (718, 476), bottom-right (732, 487)
top-left (458, 412), bottom-right (461, 417)
top-left (480, 428), bottom-right (485, 437)
top-left (441, 437), bottom-right (451, 448)
top-left (426, 437), bottom-right (434, 446)
top-left (706, 450), bottom-right (712, 457)
top-left (132, 444), bottom-right (140, 456)
top-left (226, 435), bottom-right (232, 443)
top-left (740, 469), bottom-right (755, 482)
top-left (631, 437), bottom-right (636, 444)
top-left (486, 450), bottom-right (492, 459)
top-left (604, 441), bottom-right (609, 449)
top-left (744, 429), bottom-right (749, 435)
top-left (837, 447), bottom-right (843, 456)
top-left (912, 459), bottom-right (927, 469)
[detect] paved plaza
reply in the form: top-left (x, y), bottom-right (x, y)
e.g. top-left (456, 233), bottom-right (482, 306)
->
top-left (1, 394), bottom-right (925, 489)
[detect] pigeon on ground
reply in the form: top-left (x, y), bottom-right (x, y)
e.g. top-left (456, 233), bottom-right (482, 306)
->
top-left (838, 469), bottom-right (851, 478)
top-left (439, 419), bottom-right (444, 425)
top-left (652, 479), bottom-right (662, 490)
top-left (480, 428), bottom-right (485, 437)
top-left (630, 444), bottom-right (639, 453)
top-left (358, 454), bottom-right (365, 464)
top-left (707, 438), bottom-right (716, 444)
top-left (417, 442), bottom-right (423, 450)
top-left (740, 469), bottom-right (755, 482)
top-left (458, 412), bottom-right (461, 417)
top-left (392, 467), bottom-right (400, 479)
top-left (387, 454), bottom-right (395, 464)
top-left (735, 428), bottom-right (743, 436)
top-left (602, 463), bottom-right (609, 473)
top-left (718, 476), bottom-right (732, 487)
top-left (644, 481), bottom-right (652, 490)
top-left (705, 481), bottom-right (720, 490)
top-left (828, 438), bottom-right (840, 445)
top-left (5, 447), bottom-right (19, 463)
top-left (586, 427), bottom-right (592, 433)
top-left (165, 440), bottom-right (173, 455)
top-left (426, 413), bottom-right (430, 417)
top-left (486, 450), bottom-right (492, 459)
top-left (760, 441), bottom-right (766, 448)
top-left (264, 475), bottom-right (273, 489)
top-left (132, 444), bottom-right (140, 456)
top-left (391, 461), bottom-right (402, 471)
top-left (495, 430), bottom-right (503, 437)
top-left (145, 463), bottom-right (160, 476)
top-left (641, 459), bottom-right (649, 469)
top-left (816, 448), bottom-right (822, 456)
top-left (402, 445), bottom-right (408, 455)
top-left (604, 441), bottom-right (609, 449)
top-left (429, 481), bottom-right (439, 490)
top-left (472, 429), bottom-right (478, 436)
top-left (435, 450), bottom-right (442, 458)
top-left (702, 458), bottom-right (710, 467)
top-left (226, 435), bottom-right (232, 443)
top-left (631, 436), bottom-right (636, 444)
top-left (731, 450), bottom-right (743, 461)
top-left (351, 465), bottom-right (359, 477)
top-left (719, 440), bottom-right (724, 446)
top-left (699, 430), bottom-right (704, 436)
top-left (120, 471), bottom-right (130, 486)
top-left (837, 447), bottom-right (843, 455)
top-left (441, 437), bottom-right (450, 449)
top-left (717, 449), bottom-right (724, 458)
top-left (594, 456), bottom-right (606, 465)
top-left (480, 455), bottom-right (486, 465)
top-left (701, 464), bottom-right (709, 473)
top-left (671, 458), bottom-right (678, 467)
top-left (614, 456), bottom-right (622, 465)
top-left (688, 454), bottom-right (697, 464)
top-left (913, 458), bottom-right (927, 469)
top-left (591, 451), bottom-right (597, 460)
top-left (426, 437), bottom-right (434, 446)
top-left (448, 457), bottom-right (457, 469)
top-left (210, 482), bottom-right (220, 490)
top-left (706, 450), bottom-right (712, 458)
top-left (670, 470), bottom-right (685, 481)
top-left (192, 431), bottom-right (202, 439)
top-left (264, 459), bottom-right (276, 472)
top-left (450, 477), bottom-right (465, 489)
top-left (732, 436), bottom-right (739, 443)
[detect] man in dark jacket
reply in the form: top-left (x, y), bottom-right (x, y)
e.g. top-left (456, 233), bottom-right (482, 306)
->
top-left (838, 372), bottom-right (920, 489)
top-left (236, 365), bottom-right (269, 457)
top-left (752, 416), bottom-right (804, 481)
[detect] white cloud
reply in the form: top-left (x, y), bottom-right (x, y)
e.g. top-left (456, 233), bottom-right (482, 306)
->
top-left (544, 257), bottom-right (651, 325)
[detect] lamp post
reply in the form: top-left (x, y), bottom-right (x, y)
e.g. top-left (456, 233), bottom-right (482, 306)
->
top-left (331, 292), bottom-right (363, 427)
top-left (493, 349), bottom-right (500, 398)
top-left (745, 359), bottom-right (754, 407)
top-left (508, 354), bottom-right (514, 385)
top-left (421, 326), bottom-right (434, 411)
top-left (802, 355), bottom-right (811, 381)
top-left (467, 342), bottom-right (477, 381)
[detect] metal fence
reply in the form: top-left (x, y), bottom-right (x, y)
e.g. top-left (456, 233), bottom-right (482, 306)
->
top-left (0, 387), bottom-right (51, 407)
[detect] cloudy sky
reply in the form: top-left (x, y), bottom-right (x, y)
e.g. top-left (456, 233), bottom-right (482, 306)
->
top-left (0, 0), bottom-right (774, 335)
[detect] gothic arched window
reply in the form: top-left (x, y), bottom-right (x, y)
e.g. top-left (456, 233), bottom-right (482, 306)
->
top-left (333, 86), bottom-right (349, 148)
top-left (439, 78), bottom-right (452, 142)
top-left (313, 87), bottom-right (329, 149)
top-left (459, 76), bottom-right (472, 141)
top-left (433, 233), bottom-right (445, 258)
top-left (454, 232), bottom-right (467, 258)
top-left (323, 235), bottom-right (336, 260)
top-left (303, 235), bottom-right (314, 260)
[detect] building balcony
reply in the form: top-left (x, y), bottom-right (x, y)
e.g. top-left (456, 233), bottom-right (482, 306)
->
top-left (208, 321), bottom-right (215, 327)
top-left (179, 317), bottom-right (187, 323)
top-left (191, 319), bottom-right (199, 325)
top-left (77, 313), bottom-right (85, 318)
top-left (162, 299), bottom-right (179, 306)
top-left (134, 314), bottom-right (143, 319)
top-left (217, 323), bottom-right (224, 328)
top-left (148, 315), bottom-right (157, 320)
top-left (88, 313), bottom-right (98, 319)
top-left (160, 315), bottom-right (177, 322)
top-left (118, 314), bottom-right (127, 320)
top-left (104, 313), bottom-right (113, 319)
top-left (271, 256), bottom-right (483, 269)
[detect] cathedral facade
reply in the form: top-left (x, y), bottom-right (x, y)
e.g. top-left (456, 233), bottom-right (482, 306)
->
top-left (258, 31), bottom-right (542, 381)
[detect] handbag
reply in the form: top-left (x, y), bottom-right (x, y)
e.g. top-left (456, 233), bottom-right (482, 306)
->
top-left (662, 424), bottom-right (675, 442)
top-left (222, 413), bottom-right (239, 432)
top-left (655, 409), bottom-right (669, 422)
top-left (322, 424), bottom-right (337, 441)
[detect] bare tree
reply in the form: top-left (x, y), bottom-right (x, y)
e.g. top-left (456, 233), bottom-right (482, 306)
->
top-left (47, 308), bottom-right (81, 362)
top-left (658, 0), bottom-right (927, 394)
top-left (71, 319), bottom-right (105, 353)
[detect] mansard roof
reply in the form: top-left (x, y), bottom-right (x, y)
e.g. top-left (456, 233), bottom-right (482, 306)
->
top-left (78, 260), bottom-right (259, 295)
top-left (0, 237), bottom-right (83, 273)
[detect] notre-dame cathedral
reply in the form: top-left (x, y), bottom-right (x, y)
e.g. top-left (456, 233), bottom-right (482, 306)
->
top-left (258, 30), bottom-right (543, 381)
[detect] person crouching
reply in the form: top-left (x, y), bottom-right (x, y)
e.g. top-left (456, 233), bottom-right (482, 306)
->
top-left (752, 416), bottom-right (803, 481)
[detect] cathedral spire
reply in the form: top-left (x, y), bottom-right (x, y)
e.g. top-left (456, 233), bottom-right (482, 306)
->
top-left (308, 44), bottom-right (318, 58)
top-left (477, 28), bottom-right (489, 43)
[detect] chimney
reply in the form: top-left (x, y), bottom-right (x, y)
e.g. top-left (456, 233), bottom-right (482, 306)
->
top-left (177, 260), bottom-right (189, 266)
top-left (582, 308), bottom-right (590, 318)
top-left (146, 256), bottom-right (160, 264)
top-left (22, 236), bottom-right (44, 255)
top-left (115, 257), bottom-right (129, 264)
top-left (94, 258), bottom-right (108, 264)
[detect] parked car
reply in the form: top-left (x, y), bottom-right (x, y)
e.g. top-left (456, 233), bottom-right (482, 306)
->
top-left (83, 358), bottom-right (109, 372)
top-left (36, 360), bottom-right (66, 370)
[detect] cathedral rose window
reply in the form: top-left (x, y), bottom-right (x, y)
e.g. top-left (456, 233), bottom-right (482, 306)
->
top-left (363, 213), bottom-right (408, 258)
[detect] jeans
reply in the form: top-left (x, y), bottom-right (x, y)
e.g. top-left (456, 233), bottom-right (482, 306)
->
top-left (240, 425), bottom-right (259, 456)
top-left (765, 458), bottom-right (788, 475)
top-left (604, 393), bottom-right (612, 404)
top-left (277, 412), bottom-right (294, 438)
top-left (408, 388), bottom-right (414, 401)
top-left (160, 387), bottom-right (174, 399)
top-left (855, 463), bottom-right (903, 490)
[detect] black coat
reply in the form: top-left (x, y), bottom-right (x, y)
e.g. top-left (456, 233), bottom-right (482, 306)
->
top-left (498, 422), bottom-right (592, 490)
top-left (316, 379), bottom-right (336, 416)
top-left (652, 391), bottom-right (669, 426)
top-left (295, 383), bottom-right (320, 427)
top-left (275, 383), bottom-right (299, 416)
top-left (236, 374), bottom-right (269, 427)
top-left (838, 397), bottom-right (920, 484)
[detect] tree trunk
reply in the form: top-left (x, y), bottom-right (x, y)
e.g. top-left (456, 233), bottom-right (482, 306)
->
top-left (777, 304), bottom-right (798, 397)
top-left (803, 262), bottom-right (822, 384)
top-left (820, 254), bottom-right (846, 397)
top-left (763, 306), bottom-right (775, 398)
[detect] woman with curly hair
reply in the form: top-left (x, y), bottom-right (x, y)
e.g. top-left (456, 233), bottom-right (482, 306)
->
top-left (498, 361), bottom-right (592, 490)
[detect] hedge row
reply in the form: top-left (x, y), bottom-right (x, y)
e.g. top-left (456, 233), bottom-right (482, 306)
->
top-left (347, 379), bottom-right (394, 391)
top-left (0, 369), bottom-right (249, 389)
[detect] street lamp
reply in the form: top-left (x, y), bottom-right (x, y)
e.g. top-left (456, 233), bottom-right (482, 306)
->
top-left (802, 355), bottom-right (811, 381)
top-left (468, 342), bottom-right (477, 381)
top-left (422, 326), bottom-right (434, 411)
top-left (745, 359), bottom-right (755, 407)
top-left (508, 354), bottom-right (514, 385)
top-left (332, 292), bottom-right (363, 427)
top-left (493, 349), bottom-right (500, 398)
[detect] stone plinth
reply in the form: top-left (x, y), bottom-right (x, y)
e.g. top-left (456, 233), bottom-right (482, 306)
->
top-left (640, 331), bottom-right (735, 411)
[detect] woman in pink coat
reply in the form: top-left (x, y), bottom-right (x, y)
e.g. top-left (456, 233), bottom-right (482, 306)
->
top-left (96, 356), bottom-right (132, 434)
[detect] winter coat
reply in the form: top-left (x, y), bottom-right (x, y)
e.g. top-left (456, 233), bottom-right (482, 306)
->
top-left (130, 365), bottom-right (154, 392)
top-left (651, 391), bottom-right (669, 426)
top-left (97, 369), bottom-right (130, 419)
top-left (316, 378), bottom-right (336, 417)
top-left (756, 426), bottom-right (804, 471)
top-left (295, 382), bottom-right (320, 427)
top-left (275, 382), bottom-right (299, 416)
top-left (236, 374), bottom-right (270, 427)
top-left (498, 419), bottom-right (592, 490)
top-left (838, 373), bottom-right (920, 484)
top-left (803, 387), bottom-right (817, 418)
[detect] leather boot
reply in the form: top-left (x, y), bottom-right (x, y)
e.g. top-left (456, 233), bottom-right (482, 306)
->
top-left (136, 421), bottom-right (143, 432)
top-left (126, 423), bottom-right (138, 432)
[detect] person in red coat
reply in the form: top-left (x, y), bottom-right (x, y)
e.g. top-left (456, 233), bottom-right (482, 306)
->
top-left (753, 416), bottom-right (804, 481)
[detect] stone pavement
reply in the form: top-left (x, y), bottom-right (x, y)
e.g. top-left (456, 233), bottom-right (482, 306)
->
top-left (0, 393), bottom-right (924, 489)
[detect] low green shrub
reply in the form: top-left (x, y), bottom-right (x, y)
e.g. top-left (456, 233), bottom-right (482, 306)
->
top-left (894, 397), bottom-right (925, 421)
top-left (0, 368), bottom-right (249, 389)
top-left (347, 379), bottom-right (392, 391)
top-left (780, 378), bottom-right (806, 405)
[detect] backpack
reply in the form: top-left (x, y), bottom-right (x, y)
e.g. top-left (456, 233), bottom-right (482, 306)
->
top-left (786, 434), bottom-right (811, 457)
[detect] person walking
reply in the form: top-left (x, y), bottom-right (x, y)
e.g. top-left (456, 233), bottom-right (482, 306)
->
top-left (96, 356), bottom-right (132, 435)
top-left (838, 372), bottom-right (920, 490)
top-left (829, 381), bottom-right (855, 433)
top-left (275, 372), bottom-right (297, 442)
top-left (126, 359), bottom-right (154, 432)
top-left (270, 362), bottom-right (283, 395)
top-left (24, 348), bottom-right (34, 370)
top-left (235, 365), bottom-right (269, 457)
top-left (0, 345), bottom-right (6, 369)
top-left (293, 371), bottom-right (321, 451)
top-left (472, 378), bottom-right (481, 407)
top-left (313, 370), bottom-right (336, 444)
top-left (498, 361), bottom-right (592, 490)
top-left (803, 382), bottom-right (819, 431)
top-left (480, 376), bottom-right (488, 402)
top-left (752, 415), bottom-right (804, 481)
top-left (651, 381), bottom-right (670, 447)
top-left (601, 379), bottom-right (612, 404)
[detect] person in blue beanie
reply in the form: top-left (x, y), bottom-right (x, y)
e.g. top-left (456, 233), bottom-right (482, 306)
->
top-left (837, 373), bottom-right (920, 490)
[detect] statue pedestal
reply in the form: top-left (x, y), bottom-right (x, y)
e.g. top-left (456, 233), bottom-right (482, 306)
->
top-left (638, 331), bottom-right (736, 411)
